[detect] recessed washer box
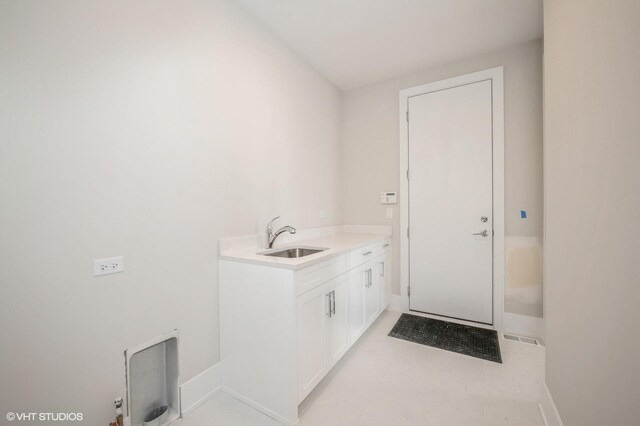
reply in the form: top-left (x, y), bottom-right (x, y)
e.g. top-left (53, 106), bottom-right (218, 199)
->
top-left (125, 330), bottom-right (180, 426)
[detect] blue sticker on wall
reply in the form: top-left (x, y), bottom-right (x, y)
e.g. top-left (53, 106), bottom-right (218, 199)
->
top-left (520, 210), bottom-right (527, 219)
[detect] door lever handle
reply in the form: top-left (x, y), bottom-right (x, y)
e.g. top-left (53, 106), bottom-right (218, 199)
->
top-left (473, 230), bottom-right (489, 237)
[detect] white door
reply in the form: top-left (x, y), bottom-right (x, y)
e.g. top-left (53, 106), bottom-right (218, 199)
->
top-left (408, 79), bottom-right (493, 324)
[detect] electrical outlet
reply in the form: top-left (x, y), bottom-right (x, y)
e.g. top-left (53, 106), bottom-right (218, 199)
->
top-left (320, 210), bottom-right (327, 219)
top-left (94, 256), bottom-right (124, 276)
top-left (386, 208), bottom-right (393, 219)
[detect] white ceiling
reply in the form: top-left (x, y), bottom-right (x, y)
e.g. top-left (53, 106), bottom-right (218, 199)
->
top-left (234, 0), bottom-right (543, 90)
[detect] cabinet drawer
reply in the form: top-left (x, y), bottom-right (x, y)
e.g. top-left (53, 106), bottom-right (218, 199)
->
top-left (295, 254), bottom-right (349, 296)
top-left (349, 239), bottom-right (391, 268)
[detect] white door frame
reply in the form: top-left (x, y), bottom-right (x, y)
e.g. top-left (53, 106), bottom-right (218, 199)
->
top-left (399, 67), bottom-right (504, 330)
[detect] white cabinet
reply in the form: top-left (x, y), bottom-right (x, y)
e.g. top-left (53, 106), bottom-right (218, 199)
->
top-left (364, 263), bottom-right (380, 326)
top-left (325, 276), bottom-right (349, 369)
top-left (220, 236), bottom-right (391, 426)
top-left (297, 274), bottom-right (349, 403)
top-left (348, 252), bottom-right (387, 345)
top-left (297, 284), bottom-right (329, 401)
top-left (347, 266), bottom-right (366, 343)
top-left (378, 250), bottom-right (391, 308)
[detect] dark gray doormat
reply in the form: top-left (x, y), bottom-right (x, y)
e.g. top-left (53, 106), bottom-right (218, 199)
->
top-left (388, 313), bottom-right (502, 363)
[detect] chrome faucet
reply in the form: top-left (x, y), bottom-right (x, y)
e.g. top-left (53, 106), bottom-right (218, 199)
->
top-left (266, 216), bottom-right (297, 248)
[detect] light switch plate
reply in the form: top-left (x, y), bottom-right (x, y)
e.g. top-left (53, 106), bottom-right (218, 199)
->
top-left (94, 256), bottom-right (124, 276)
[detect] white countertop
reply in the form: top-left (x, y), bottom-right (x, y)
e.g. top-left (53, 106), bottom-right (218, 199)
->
top-left (218, 228), bottom-right (391, 271)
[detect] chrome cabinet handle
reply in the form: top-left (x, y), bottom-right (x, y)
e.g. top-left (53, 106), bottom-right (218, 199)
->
top-left (380, 261), bottom-right (385, 277)
top-left (331, 291), bottom-right (336, 315)
top-left (382, 243), bottom-right (389, 248)
top-left (362, 251), bottom-right (373, 256)
top-left (365, 269), bottom-right (373, 287)
top-left (473, 230), bottom-right (489, 237)
top-left (326, 293), bottom-right (332, 317)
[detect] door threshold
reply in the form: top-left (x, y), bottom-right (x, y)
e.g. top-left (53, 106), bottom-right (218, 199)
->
top-left (407, 309), bottom-right (495, 330)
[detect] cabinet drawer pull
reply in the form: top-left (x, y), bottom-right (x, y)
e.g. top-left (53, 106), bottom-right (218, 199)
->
top-left (382, 244), bottom-right (389, 248)
top-left (326, 293), bottom-right (332, 317)
top-left (362, 251), bottom-right (373, 256)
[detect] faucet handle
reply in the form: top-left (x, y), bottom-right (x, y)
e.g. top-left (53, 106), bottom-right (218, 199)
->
top-left (267, 216), bottom-right (280, 232)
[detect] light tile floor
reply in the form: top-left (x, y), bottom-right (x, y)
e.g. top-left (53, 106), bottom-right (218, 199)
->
top-left (176, 391), bottom-right (281, 426)
top-left (179, 310), bottom-right (545, 426)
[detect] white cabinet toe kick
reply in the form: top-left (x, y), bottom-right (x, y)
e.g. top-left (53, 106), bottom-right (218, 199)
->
top-left (219, 237), bottom-right (391, 425)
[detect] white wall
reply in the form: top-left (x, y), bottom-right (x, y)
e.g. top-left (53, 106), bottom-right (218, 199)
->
top-left (341, 39), bottom-right (543, 317)
top-left (543, 1), bottom-right (640, 424)
top-left (0, 0), bottom-right (341, 422)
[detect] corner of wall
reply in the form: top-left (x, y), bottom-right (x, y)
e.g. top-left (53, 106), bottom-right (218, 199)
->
top-left (538, 382), bottom-right (564, 426)
top-left (180, 363), bottom-right (223, 416)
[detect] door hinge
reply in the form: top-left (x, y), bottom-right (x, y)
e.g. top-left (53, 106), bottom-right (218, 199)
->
top-left (407, 285), bottom-right (411, 297)
top-left (406, 169), bottom-right (409, 180)
top-left (407, 227), bottom-right (409, 238)
top-left (406, 111), bottom-right (409, 122)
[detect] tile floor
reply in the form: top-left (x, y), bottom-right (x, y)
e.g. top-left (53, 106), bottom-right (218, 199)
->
top-left (176, 392), bottom-right (280, 426)
top-left (178, 310), bottom-right (545, 426)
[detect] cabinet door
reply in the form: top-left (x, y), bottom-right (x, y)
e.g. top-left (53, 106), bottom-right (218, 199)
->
top-left (325, 275), bottom-right (349, 369)
top-left (348, 267), bottom-right (366, 343)
top-left (378, 253), bottom-right (390, 308)
top-left (377, 258), bottom-right (385, 309)
top-left (297, 284), bottom-right (331, 401)
top-left (365, 263), bottom-right (379, 326)
top-left (384, 252), bottom-right (392, 306)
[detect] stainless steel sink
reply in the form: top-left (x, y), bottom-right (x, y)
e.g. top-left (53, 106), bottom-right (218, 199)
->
top-left (260, 247), bottom-right (327, 258)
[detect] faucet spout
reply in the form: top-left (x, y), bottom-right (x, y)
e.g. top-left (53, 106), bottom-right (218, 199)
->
top-left (266, 216), bottom-right (297, 248)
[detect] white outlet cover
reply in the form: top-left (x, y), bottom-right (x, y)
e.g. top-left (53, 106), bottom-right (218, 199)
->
top-left (320, 210), bottom-right (327, 218)
top-left (94, 256), bottom-right (124, 276)
top-left (386, 208), bottom-right (393, 219)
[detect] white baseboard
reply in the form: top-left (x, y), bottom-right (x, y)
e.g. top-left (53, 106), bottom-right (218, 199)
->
top-left (180, 362), bottom-right (223, 415)
top-left (222, 386), bottom-right (296, 426)
top-left (388, 294), bottom-right (404, 312)
top-left (538, 382), bottom-right (563, 426)
top-left (503, 312), bottom-right (544, 341)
